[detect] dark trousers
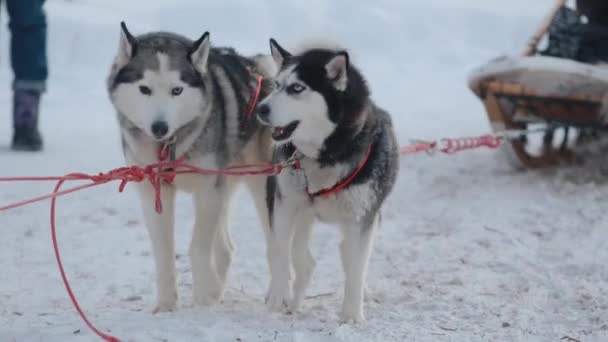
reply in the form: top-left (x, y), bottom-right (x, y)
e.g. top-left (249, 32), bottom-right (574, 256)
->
top-left (2, 0), bottom-right (48, 93)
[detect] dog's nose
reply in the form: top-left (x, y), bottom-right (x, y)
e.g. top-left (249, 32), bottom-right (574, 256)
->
top-left (151, 121), bottom-right (169, 139)
top-left (256, 104), bottom-right (270, 119)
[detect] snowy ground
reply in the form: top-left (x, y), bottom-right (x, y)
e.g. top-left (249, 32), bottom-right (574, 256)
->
top-left (2, 0), bottom-right (608, 341)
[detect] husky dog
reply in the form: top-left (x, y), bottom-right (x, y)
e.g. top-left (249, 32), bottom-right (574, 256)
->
top-left (257, 39), bottom-right (399, 323)
top-left (106, 22), bottom-right (276, 312)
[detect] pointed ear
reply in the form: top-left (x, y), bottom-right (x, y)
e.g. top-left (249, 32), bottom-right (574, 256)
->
top-left (269, 38), bottom-right (291, 67)
top-left (189, 32), bottom-right (211, 74)
top-left (115, 21), bottom-right (137, 67)
top-left (325, 51), bottom-right (349, 91)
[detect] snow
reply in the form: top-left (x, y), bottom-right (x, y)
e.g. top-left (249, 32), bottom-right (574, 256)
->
top-left (1, 0), bottom-right (607, 341)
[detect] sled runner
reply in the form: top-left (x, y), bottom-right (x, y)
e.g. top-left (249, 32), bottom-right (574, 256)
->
top-left (468, 0), bottom-right (608, 168)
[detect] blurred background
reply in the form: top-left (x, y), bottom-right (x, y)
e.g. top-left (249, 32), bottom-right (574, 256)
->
top-left (0, 0), bottom-right (554, 160)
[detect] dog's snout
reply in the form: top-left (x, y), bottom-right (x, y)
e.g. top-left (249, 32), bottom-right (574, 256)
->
top-left (151, 121), bottom-right (169, 139)
top-left (257, 104), bottom-right (270, 117)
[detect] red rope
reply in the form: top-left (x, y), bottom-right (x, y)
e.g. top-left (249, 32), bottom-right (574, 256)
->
top-left (51, 177), bottom-right (122, 342)
top-left (0, 131), bottom-right (505, 341)
top-left (439, 134), bottom-right (502, 154)
top-left (0, 160), bottom-right (288, 342)
top-left (399, 134), bottom-right (503, 156)
top-left (399, 141), bottom-right (437, 155)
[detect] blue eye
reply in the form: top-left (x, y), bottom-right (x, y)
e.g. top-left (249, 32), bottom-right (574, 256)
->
top-left (171, 87), bottom-right (183, 96)
top-left (139, 85), bottom-right (152, 95)
top-left (286, 83), bottom-right (305, 95)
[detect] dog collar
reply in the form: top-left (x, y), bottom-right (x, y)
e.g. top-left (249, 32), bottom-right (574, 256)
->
top-left (294, 144), bottom-right (373, 198)
top-left (157, 135), bottom-right (177, 162)
top-left (156, 136), bottom-right (183, 185)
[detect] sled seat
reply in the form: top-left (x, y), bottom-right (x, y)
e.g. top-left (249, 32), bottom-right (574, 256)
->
top-left (468, 55), bottom-right (608, 168)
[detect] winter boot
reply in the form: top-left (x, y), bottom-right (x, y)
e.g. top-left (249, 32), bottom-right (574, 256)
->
top-left (11, 90), bottom-right (43, 152)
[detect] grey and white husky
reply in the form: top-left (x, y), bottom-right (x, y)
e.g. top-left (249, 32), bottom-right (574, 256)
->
top-left (106, 22), bottom-right (276, 312)
top-left (257, 39), bottom-right (399, 322)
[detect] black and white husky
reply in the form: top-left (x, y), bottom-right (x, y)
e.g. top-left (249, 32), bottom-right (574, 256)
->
top-left (257, 39), bottom-right (399, 322)
top-left (106, 23), bottom-right (276, 312)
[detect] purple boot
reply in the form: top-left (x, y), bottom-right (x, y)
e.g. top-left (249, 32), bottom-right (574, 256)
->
top-left (11, 90), bottom-right (43, 152)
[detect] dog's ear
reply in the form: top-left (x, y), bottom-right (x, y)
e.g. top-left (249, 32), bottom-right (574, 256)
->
top-left (325, 51), bottom-right (349, 91)
top-left (190, 32), bottom-right (211, 74)
top-left (115, 21), bottom-right (137, 67)
top-left (269, 38), bottom-right (291, 67)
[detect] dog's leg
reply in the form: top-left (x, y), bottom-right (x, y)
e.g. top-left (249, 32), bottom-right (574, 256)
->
top-left (339, 214), bottom-right (378, 323)
top-left (190, 183), bottom-right (230, 305)
top-left (214, 207), bottom-right (233, 287)
top-left (289, 215), bottom-right (315, 313)
top-left (244, 175), bottom-right (279, 301)
top-left (266, 199), bottom-right (300, 312)
top-left (137, 182), bottom-right (178, 313)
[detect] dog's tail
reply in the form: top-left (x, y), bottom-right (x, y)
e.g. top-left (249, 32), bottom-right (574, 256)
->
top-left (250, 54), bottom-right (277, 78)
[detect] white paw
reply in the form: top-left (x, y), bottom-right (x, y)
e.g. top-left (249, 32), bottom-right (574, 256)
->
top-left (287, 296), bottom-right (304, 313)
top-left (340, 308), bottom-right (365, 324)
top-left (152, 300), bottom-right (177, 314)
top-left (152, 290), bottom-right (178, 314)
top-left (193, 287), bottom-right (223, 306)
top-left (192, 271), bottom-right (225, 306)
top-left (266, 287), bottom-right (291, 312)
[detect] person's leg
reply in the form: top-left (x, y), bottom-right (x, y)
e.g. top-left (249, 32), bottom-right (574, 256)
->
top-left (6, 0), bottom-right (47, 151)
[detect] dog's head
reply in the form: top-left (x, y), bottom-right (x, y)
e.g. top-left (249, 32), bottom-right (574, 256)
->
top-left (107, 22), bottom-right (211, 142)
top-left (256, 39), bottom-right (368, 158)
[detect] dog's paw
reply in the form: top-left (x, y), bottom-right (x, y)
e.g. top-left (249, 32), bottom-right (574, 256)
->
top-left (193, 274), bottom-right (225, 306)
top-left (339, 309), bottom-right (365, 324)
top-left (152, 301), bottom-right (177, 314)
top-left (152, 291), bottom-right (178, 314)
top-left (287, 296), bottom-right (304, 313)
top-left (193, 288), bottom-right (223, 306)
top-left (266, 289), bottom-right (291, 312)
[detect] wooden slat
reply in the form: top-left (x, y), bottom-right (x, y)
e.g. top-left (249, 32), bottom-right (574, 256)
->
top-left (482, 90), bottom-right (578, 169)
top-left (482, 80), bottom-right (602, 103)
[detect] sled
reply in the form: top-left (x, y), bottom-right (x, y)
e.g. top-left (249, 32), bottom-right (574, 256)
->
top-left (468, 0), bottom-right (608, 168)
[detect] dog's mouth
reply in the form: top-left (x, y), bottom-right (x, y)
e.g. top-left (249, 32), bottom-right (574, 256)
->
top-left (271, 121), bottom-right (300, 141)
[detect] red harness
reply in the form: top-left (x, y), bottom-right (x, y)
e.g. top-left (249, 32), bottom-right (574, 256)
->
top-left (294, 144), bottom-right (373, 198)
top-left (246, 75), bottom-right (264, 119)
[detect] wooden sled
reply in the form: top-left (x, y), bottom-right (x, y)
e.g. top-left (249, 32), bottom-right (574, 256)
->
top-left (468, 0), bottom-right (608, 169)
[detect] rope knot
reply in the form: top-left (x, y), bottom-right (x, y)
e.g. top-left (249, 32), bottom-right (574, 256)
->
top-left (128, 166), bottom-right (147, 182)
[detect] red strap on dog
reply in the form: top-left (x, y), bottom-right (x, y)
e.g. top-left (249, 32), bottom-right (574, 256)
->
top-left (247, 75), bottom-right (263, 118)
top-left (309, 144), bottom-right (373, 198)
top-left (157, 143), bottom-right (172, 162)
top-left (157, 141), bottom-right (180, 185)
